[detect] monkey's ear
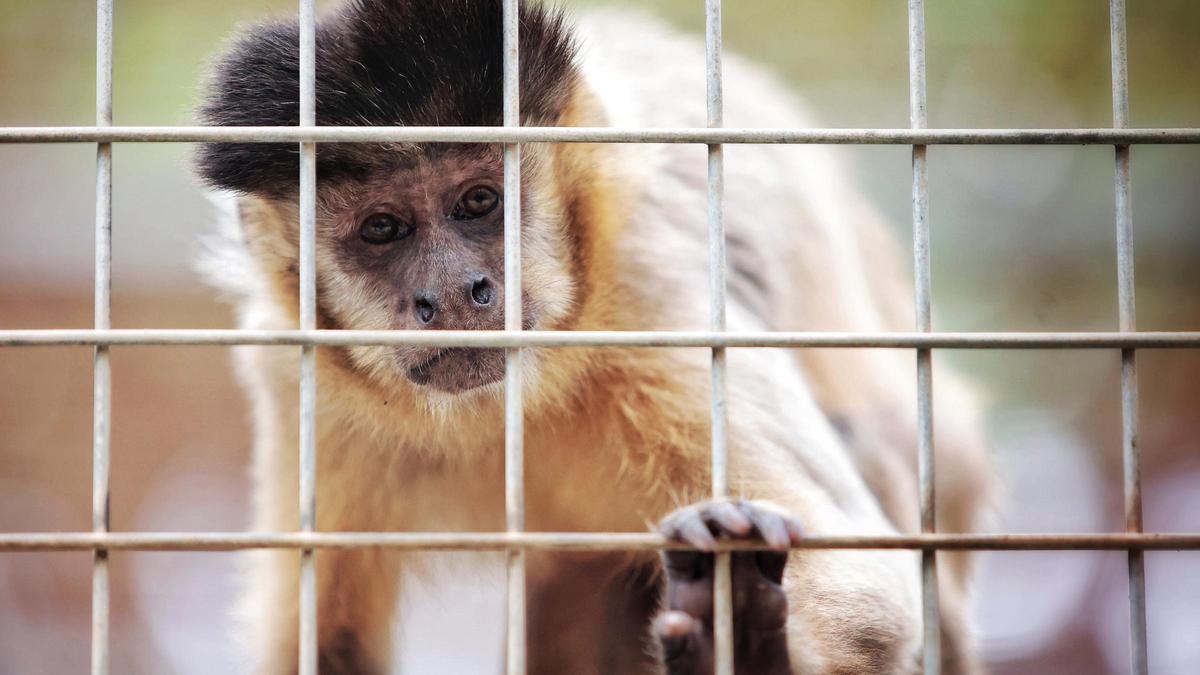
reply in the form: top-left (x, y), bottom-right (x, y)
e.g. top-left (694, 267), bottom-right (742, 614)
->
top-left (193, 20), bottom-right (304, 197)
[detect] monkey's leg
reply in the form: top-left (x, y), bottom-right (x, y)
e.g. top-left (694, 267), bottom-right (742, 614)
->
top-left (244, 538), bottom-right (401, 675)
top-left (652, 500), bottom-right (799, 675)
top-left (242, 427), bottom-right (408, 674)
top-left (242, 548), bottom-right (302, 675)
top-left (313, 547), bottom-right (403, 674)
top-left (526, 552), bottom-right (662, 675)
top-left (243, 550), bottom-right (400, 675)
top-left (934, 578), bottom-right (981, 675)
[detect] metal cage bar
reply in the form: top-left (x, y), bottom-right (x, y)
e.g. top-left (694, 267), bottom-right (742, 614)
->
top-left (297, 0), bottom-right (318, 673)
top-left (502, 1), bottom-right (526, 673)
top-left (704, 1), bottom-right (735, 674)
top-left (91, 2), bottom-right (113, 674)
top-left (4, 2), bottom-right (1199, 673)
top-left (4, 531), bottom-right (1200, 553)
top-left (908, 1), bottom-right (941, 672)
top-left (3, 126), bottom-right (1199, 145)
top-left (1108, 1), bottom-right (1148, 673)
top-left (2, 329), bottom-right (1198, 349)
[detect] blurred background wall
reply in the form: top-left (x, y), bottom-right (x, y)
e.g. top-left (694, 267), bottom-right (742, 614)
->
top-left (1, 0), bottom-right (1198, 673)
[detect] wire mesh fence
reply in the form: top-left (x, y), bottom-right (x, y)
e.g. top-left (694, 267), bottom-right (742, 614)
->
top-left (1, 1), bottom-right (1198, 674)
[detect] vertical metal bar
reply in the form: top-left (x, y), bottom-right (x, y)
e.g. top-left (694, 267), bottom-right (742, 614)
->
top-left (91, 2), bottom-right (113, 674)
top-left (297, 0), bottom-right (318, 673)
top-left (704, 2), bottom-right (733, 675)
top-left (502, 1), bottom-right (526, 673)
top-left (908, 1), bottom-right (940, 673)
top-left (1109, 2), bottom-right (1147, 673)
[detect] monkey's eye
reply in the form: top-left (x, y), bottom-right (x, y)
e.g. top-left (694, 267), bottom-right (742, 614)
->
top-left (358, 213), bottom-right (410, 245)
top-left (453, 186), bottom-right (500, 220)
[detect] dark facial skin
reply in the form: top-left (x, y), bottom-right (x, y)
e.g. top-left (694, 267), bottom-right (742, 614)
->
top-left (328, 148), bottom-right (524, 393)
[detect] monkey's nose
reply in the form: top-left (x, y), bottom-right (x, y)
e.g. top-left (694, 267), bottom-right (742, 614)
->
top-left (413, 292), bottom-right (438, 325)
top-left (470, 275), bottom-right (494, 307)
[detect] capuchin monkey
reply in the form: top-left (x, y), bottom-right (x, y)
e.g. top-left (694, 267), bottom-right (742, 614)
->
top-left (194, 1), bottom-right (993, 673)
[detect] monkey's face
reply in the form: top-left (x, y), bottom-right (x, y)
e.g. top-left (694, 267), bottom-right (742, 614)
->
top-left (322, 150), bottom-right (508, 393)
top-left (193, 0), bottom-right (584, 400)
top-left (305, 146), bottom-right (572, 396)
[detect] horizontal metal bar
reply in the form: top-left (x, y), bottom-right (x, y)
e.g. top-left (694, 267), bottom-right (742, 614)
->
top-left (1, 532), bottom-right (1197, 553)
top-left (1, 329), bottom-right (1198, 349)
top-left (1, 126), bottom-right (1198, 145)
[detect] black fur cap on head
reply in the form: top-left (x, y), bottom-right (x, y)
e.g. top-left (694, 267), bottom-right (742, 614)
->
top-left (195, 0), bottom-right (579, 197)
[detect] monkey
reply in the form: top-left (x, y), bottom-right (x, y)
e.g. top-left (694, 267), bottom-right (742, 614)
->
top-left (194, 1), bottom-right (994, 673)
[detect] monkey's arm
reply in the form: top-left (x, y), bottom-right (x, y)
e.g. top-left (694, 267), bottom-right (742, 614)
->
top-left (652, 347), bottom-right (923, 675)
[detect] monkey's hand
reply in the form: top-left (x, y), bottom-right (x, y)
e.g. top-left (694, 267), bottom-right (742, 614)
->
top-left (654, 500), bottom-right (802, 675)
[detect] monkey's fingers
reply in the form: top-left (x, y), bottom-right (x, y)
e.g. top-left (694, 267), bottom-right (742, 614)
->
top-left (659, 499), bottom-right (760, 552)
top-left (737, 500), bottom-right (805, 551)
top-left (662, 552), bottom-right (716, 619)
top-left (730, 551), bottom-right (790, 633)
top-left (654, 610), bottom-right (713, 675)
top-left (708, 500), bottom-right (754, 536)
top-left (660, 506), bottom-right (718, 551)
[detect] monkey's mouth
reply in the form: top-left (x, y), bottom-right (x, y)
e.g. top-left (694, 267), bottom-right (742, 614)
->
top-left (405, 347), bottom-right (505, 393)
